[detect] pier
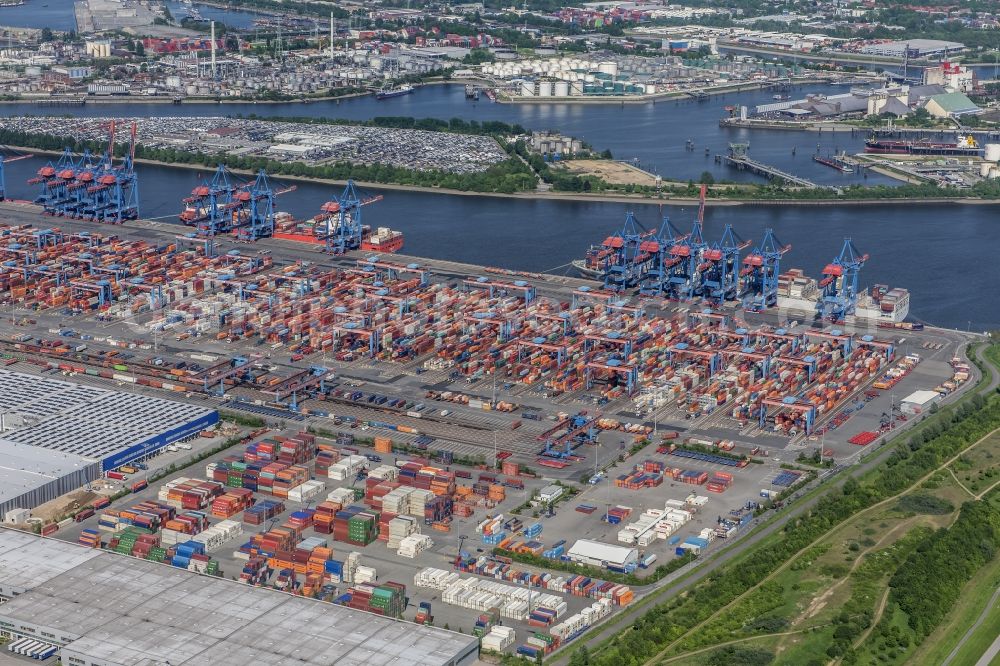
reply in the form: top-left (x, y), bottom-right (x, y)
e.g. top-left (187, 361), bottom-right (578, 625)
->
top-left (722, 143), bottom-right (820, 188)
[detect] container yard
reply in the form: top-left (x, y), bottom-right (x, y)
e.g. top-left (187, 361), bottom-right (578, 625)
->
top-left (0, 187), bottom-right (971, 657)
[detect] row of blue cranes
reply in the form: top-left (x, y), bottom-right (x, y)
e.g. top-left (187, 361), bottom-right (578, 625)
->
top-left (179, 165), bottom-right (296, 241)
top-left (28, 122), bottom-right (139, 224)
top-left (592, 186), bottom-right (870, 322)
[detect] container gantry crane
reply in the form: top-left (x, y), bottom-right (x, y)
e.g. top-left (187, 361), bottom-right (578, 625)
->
top-left (181, 164), bottom-right (237, 235)
top-left (662, 184), bottom-right (709, 301)
top-left (699, 224), bottom-right (750, 303)
top-left (816, 238), bottom-right (868, 322)
top-left (601, 211), bottom-right (654, 292)
top-left (233, 170), bottom-right (296, 241)
top-left (638, 214), bottom-right (685, 297)
top-left (84, 122), bottom-right (139, 224)
top-left (65, 150), bottom-right (107, 219)
top-left (739, 228), bottom-right (790, 312)
top-left (30, 148), bottom-right (78, 215)
top-left (317, 180), bottom-right (383, 254)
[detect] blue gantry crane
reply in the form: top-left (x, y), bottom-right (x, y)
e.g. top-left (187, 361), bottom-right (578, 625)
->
top-left (739, 228), bottom-right (790, 312)
top-left (30, 148), bottom-right (78, 215)
top-left (83, 122), bottom-right (139, 224)
top-left (600, 211), bottom-right (656, 292)
top-left (181, 164), bottom-right (237, 235)
top-left (234, 170), bottom-right (296, 241)
top-left (816, 238), bottom-right (869, 322)
top-left (699, 224), bottom-right (750, 303)
top-left (317, 180), bottom-right (384, 254)
top-left (538, 413), bottom-right (599, 459)
top-left (638, 213), bottom-right (685, 296)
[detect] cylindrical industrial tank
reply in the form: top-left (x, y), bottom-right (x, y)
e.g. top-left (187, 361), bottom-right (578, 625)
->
top-left (585, 74), bottom-right (596, 83)
top-left (985, 144), bottom-right (1000, 162)
top-left (554, 81), bottom-right (569, 97)
top-left (186, 85), bottom-right (198, 95)
top-left (644, 83), bottom-right (657, 94)
top-left (537, 81), bottom-right (553, 97)
top-left (570, 81), bottom-right (584, 96)
top-left (598, 61), bottom-right (618, 76)
top-left (981, 162), bottom-right (993, 177)
top-left (520, 80), bottom-right (535, 97)
top-left (991, 166), bottom-right (1000, 179)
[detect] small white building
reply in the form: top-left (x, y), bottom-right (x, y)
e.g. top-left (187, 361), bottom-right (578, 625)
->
top-left (538, 484), bottom-right (564, 503)
top-left (901, 390), bottom-right (941, 415)
top-left (567, 539), bottom-right (639, 569)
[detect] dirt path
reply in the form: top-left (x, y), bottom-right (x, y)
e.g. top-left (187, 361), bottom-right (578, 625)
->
top-left (946, 468), bottom-right (977, 498)
top-left (657, 627), bottom-right (826, 665)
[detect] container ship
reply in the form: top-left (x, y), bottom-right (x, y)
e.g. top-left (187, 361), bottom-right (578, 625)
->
top-left (775, 269), bottom-right (910, 324)
top-left (864, 134), bottom-right (983, 157)
top-left (375, 85), bottom-right (414, 100)
top-left (271, 211), bottom-right (405, 253)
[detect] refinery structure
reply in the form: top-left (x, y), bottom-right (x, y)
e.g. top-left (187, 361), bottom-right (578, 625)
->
top-left (0, 126), bottom-right (971, 664)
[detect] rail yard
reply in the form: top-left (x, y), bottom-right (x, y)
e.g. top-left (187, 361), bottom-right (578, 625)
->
top-left (0, 181), bottom-right (973, 660)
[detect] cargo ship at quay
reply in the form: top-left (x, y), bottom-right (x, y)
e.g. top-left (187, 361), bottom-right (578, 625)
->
top-left (864, 134), bottom-right (984, 157)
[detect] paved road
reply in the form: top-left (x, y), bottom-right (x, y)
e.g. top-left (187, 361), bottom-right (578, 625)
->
top-left (944, 585), bottom-right (1000, 666)
top-left (548, 336), bottom-right (992, 664)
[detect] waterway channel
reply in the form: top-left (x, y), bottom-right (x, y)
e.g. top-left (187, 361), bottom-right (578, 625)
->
top-left (1, 84), bottom-right (995, 330)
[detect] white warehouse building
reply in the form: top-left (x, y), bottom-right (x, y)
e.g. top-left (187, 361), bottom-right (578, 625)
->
top-left (567, 539), bottom-right (639, 569)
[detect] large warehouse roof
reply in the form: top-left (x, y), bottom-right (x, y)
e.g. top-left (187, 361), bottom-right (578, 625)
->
top-left (0, 369), bottom-right (217, 466)
top-left (0, 441), bottom-right (96, 516)
top-left (0, 529), bottom-right (101, 598)
top-left (0, 529), bottom-right (479, 666)
top-left (567, 539), bottom-right (638, 568)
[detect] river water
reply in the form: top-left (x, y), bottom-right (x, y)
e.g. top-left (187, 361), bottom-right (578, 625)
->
top-left (1, 82), bottom-right (995, 330)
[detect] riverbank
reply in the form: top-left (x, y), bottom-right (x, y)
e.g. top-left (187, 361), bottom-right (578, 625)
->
top-left (18, 145), bottom-right (1000, 207)
top-left (496, 78), bottom-right (835, 105)
top-left (721, 118), bottom-right (1000, 136)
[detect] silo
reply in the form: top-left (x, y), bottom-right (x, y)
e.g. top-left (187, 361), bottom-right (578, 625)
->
top-left (521, 80), bottom-right (535, 97)
top-left (554, 81), bottom-right (569, 97)
top-left (537, 81), bottom-right (553, 97)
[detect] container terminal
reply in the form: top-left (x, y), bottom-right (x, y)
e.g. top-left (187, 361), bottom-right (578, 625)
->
top-left (0, 166), bottom-right (976, 660)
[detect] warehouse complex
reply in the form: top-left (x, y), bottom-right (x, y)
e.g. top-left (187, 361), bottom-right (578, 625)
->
top-left (0, 369), bottom-right (218, 514)
top-left (0, 442), bottom-right (100, 518)
top-left (0, 529), bottom-right (480, 666)
top-left (0, 369), bottom-right (218, 472)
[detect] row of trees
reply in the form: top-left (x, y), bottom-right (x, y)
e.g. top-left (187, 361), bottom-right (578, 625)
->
top-left (571, 389), bottom-right (1000, 666)
top-left (888, 499), bottom-right (1000, 639)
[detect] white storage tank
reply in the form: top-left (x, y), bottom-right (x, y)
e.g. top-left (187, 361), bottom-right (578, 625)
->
top-left (598, 61), bottom-right (619, 76)
top-left (644, 83), bottom-right (657, 94)
top-left (554, 81), bottom-right (569, 97)
top-left (520, 80), bottom-right (536, 97)
top-left (537, 81), bottom-right (553, 97)
top-left (585, 74), bottom-right (596, 83)
top-left (981, 162), bottom-right (993, 177)
top-left (985, 143), bottom-right (1000, 162)
top-left (570, 81), bottom-right (584, 96)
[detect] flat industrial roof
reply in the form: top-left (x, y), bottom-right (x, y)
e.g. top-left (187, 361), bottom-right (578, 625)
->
top-left (902, 390), bottom-right (941, 405)
top-left (0, 440), bottom-right (96, 509)
top-left (567, 539), bottom-right (638, 566)
top-left (0, 529), bottom-right (479, 666)
top-left (0, 370), bottom-right (215, 461)
top-left (0, 530), bottom-right (102, 597)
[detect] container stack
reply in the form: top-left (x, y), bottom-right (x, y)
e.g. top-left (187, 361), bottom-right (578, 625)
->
top-left (314, 448), bottom-right (341, 476)
top-left (397, 534), bottom-right (433, 558)
top-left (158, 478), bottom-right (224, 510)
top-left (327, 487), bottom-right (356, 505)
top-left (386, 516), bottom-right (420, 548)
top-left (211, 489), bottom-right (255, 518)
top-left (416, 568), bottom-right (567, 621)
top-left (706, 472), bottom-right (733, 493)
top-left (192, 519), bottom-right (243, 552)
top-left (368, 465), bottom-right (399, 481)
top-left (328, 455), bottom-right (368, 481)
top-left (482, 627), bottom-right (516, 652)
top-left (78, 529), bottom-right (101, 548)
top-left (160, 511), bottom-right (210, 545)
top-left (243, 499), bottom-right (284, 525)
top-left (602, 506), bottom-right (632, 524)
top-left (341, 582), bottom-right (406, 618)
top-left (288, 479), bottom-right (326, 503)
top-left (374, 436), bottom-right (393, 454)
